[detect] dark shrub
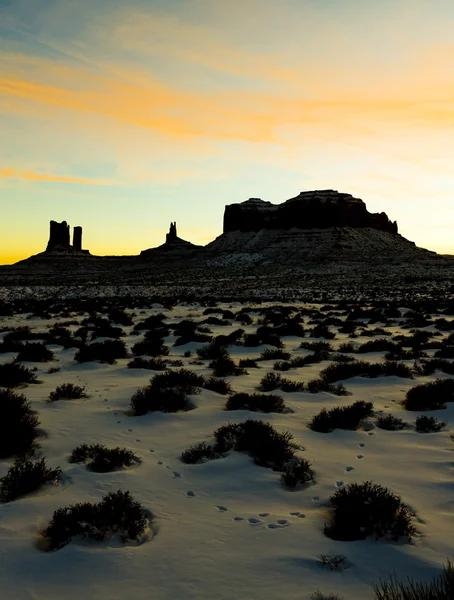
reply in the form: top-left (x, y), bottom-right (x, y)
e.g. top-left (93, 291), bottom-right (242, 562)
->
top-left (49, 383), bottom-right (87, 402)
top-left (320, 360), bottom-right (412, 383)
top-left (372, 560), bottom-right (454, 600)
top-left (133, 314), bottom-right (167, 331)
top-left (0, 389), bottom-right (39, 458)
top-left (203, 377), bottom-right (233, 395)
top-left (325, 481), bottom-right (415, 541)
top-left (14, 342), bottom-right (54, 363)
top-left (0, 362), bottom-right (38, 388)
top-left (197, 342), bottom-right (229, 361)
top-left (309, 401), bottom-right (374, 433)
top-left (414, 359), bottom-right (454, 376)
top-left (402, 379), bottom-right (454, 411)
top-left (338, 342), bottom-right (357, 353)
top-left (415, 415), bottom-right (446, 433)
top-left (434, 346), bottom-right (454, 359)
top-left (311, 324), bottom-right (336, 339)
top-left (181, 442), bottom-right (221, 464)
top-left (300, 341), bottom-right (333, 352)
top-left (0, 458), bottom-right (61, 502)
top-left (172, 319), bottom-right (212, 346)
top-left (143, 326), bottom-right (171, 339)
top-left (357, 340), bottom-right (400, 354)
top-left (281, 458), bottom-right (313, 488)
top-left (259, 348), bottom-right (291, 361)
top-left (42, 490), bottom-right (148, 551)
top-left (212, 420), bottom-right (295, 469)
top-left (209, 357), bottom-right (246, 377)
top-left (108, 308), bottom-right (133, 326)
top-left (131, 387), bottom-right (190, 415)
top-left (202, 316), bottom-right (231, 326)
top-left (74, 340), bottom-right (127, 364)
top-left (91, 324), bottom-right (124, 339)
top-left (305, 379), bottom-right (350, 396)
top-left (376, 414), bottom-right (407, 431)
top-left (47, 367), bottom-right (60, 374)
top-left (226, 392), bottom-right (286, 413)
top-left (259, 372), bottom-right (304, 392)
top-left (184, 350), bottom-right (192, 358)
top-left (127, 357), bottom-right (167, 370)
top-left (69, 444), bottom-right (139, 472)
top-left (239, 358), bottom-right (259, 368)
top-left (244, 331), bottom-right (283, 348)
top-left (131, 339), bottom-right (169, 357)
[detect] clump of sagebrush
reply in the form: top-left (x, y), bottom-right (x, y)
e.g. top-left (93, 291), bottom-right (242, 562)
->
top-left (196, 342), bottom-right (229, 361)
top-left (131, 339), bottom-right (169, 357)
top-left (274, 354), bottom-right (322, 371)
top-left (311, 591), bottom-right (343, 600)
top-left (309, 401), bottom-right (374, 433)
top-left (311, 324), bottom-right (336, 339)
top-left (41, 490), bottom-right (148, 551)
top-left (90, 323), bottom-right (124, 339)
top-left (69, 444), bottom-right (139, 472)
top-left (182, 420), bottom-right (296, 474)
top-left (0, 458), bottom-right (61, 502)
top-left (127, 357), bottom-right (167, 370)
top-left (305, 379), bottom-right (350, 396)
top-left (243, 327), bottom-right (283, 348)
top-left (203, 377), bottom-right (233, 395)
top-left (259, 372), bottom-right (304, 392)
top-left (209, 356), bottom-right (247, 377)
top-left (0, 362), bottom-right (39, 388)
top-left (130, 368), bottom-right (205, 415)
top-left (415, 415), bottom-right (446, 433)
top-left (372, 560), bottom-right (454, 600)
top-left (108, 307), bottom-right (133, 326)
top-left (300, 340), bottom-right (333, 352)
top-left (324, 481), bottom-right (415, 542)
top-left (0, 389), bottom-right (40, 458)
top-left (338, 342), bottom-right (357, 353)
top-left (48, 383), bottom-right (87, 402)
top-left (74, 340), bottom-right (127, 364)
top-left (413, 359), bottom-right (454, 376)
top-left (258, 348), bottom-right (291, 361)
top-left (356, 339), bottom-right (401, 354)
top-left (281, 457), bottom-right (313, 488)
top-left (402, 378), bottom-right (454, 411)
top-left (172, 319), bottom-right (212, 346)
top-left (376, 414), bottom-right (407, 431)
top-left (14, 342), bottom-right (55, 363)
top-left (133, 313), bottom-right (167, 332)
top-left (319, 360), bottom-right (413, 383)
top-left (225, 392), bottom-right (286, 413)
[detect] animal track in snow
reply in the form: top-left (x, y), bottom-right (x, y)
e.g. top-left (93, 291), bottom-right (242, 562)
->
top-left (247, 518), bottom-right (263, 526)
top-left (216, 505), bottom-right (228, 512)
top-left (358, 443), bottom-right (366, 448)
top-left (345, 466), bottom-right (354, 472)
top-left (312, 496), bottom-right (319, 502)
top-left (157, 460), bottom-right (163, 465)
top-left (186, 491), bottom-right (196, 498)
top-left (233, 516), bottom-right (244, 522)
top-left (356, 455), bottom-right (364, 460)
top-left (149, 449), bottom-right (154, 453)
top-left (172, 472), bottom-right (181, 478)
top-left (289, 511), bottom-right (305, 518)
top-left (335, 481), bottom-right (344, 488)
top-left (258, 512), bottom-right (269, 518)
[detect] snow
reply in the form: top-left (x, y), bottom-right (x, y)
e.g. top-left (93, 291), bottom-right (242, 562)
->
top-left (0, 304), bottom-right (453, 599)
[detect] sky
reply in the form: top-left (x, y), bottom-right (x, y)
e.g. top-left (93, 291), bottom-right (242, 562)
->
top-left (1, 0), bottom-right (454, 264)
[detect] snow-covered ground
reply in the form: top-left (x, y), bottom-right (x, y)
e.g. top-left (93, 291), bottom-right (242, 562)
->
top-left (0, 302), bottom-right (453, 600)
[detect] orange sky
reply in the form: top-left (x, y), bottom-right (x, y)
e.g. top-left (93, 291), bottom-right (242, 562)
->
top-left (1, 0), bottom-right (454, 263)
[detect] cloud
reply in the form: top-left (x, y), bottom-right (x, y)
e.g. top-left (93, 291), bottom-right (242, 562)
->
top-left (0, 167), bottom-right (112, 185)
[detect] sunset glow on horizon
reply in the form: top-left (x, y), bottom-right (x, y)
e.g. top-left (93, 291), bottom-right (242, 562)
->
top-left (1, 0), bottom-right (454, 263)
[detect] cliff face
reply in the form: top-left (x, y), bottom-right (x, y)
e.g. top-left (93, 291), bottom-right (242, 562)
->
top-left (223, 190), bottom-right (398, 235)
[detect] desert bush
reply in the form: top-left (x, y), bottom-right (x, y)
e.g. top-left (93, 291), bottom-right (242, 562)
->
top-left (131, 339), bottom-right (169, 357)
top-left (258, 372), bottom-right (304, 392)
top-left (281, 457), bottom-right (313, 488)
top-left (47, 367), bottom-right (61, 374)
top-left (172, 319), bottom-right (212, 346)
top-left (273, 354), bottom-right (320, 371)
top-left (0, 458), bottom-right (61, 502)
top-left (258, 348), bottom-right (291, 361)
top-left (127, 357), bottom-right (167, 370)
top-left (300, 341), bottom-right (333, 352)
top-left (225, 392), bottom-right (286, 413)
top-left (181, 441), bottom-right (221, 464)
top-left (239, 358), bottom-right (259, 368)
top-left (414, 359), bottom-right (454, 376)
top-left (42, 490), bottom-right (148, 551)
top-left (415, 415), bottom-right (446, 433)
top-left (14, 342), bottom-right (54, 363)
top-left (357, 339), bottom-right (400, 354)
top-left (196, 342), bottom-right (230, 361)
top-left (90, 323), bottom-right (124, 339)
top-left (305, 379), bottom-right (350, 396)
top-left (319, 554), bottom-right (348, 571)
top-left (0, 389), bottom-right (39, 458)
top-left (338, 342), bottom-right (357, 353)
top-left (320, 360), bottom-right (413, 383)
top-left (70, 444), bottom-right (139, 472)
top-left (74, 340), bottom-right (127, 364)
top-left (203, 377), bottom-right (233, 395)
top-left (133, 314), bottom-right (167, 331)
top-left (434, 346), bottom-right (454, 359)
top-left (202, 316), bottom-right (231, 326)
top-left (49, 383), bottom-right (87, 402)
top-left (402, 379), bottom-right (454, 411)
top-left (108, 308), bottom-right (133, 326)
top-left (209, 356), bottom-right (247, 377)
top-left (311, 324), bottom-right (336, 339)
top-left (309, 401), bottom-right (373, 433)
top-left (325, 481), bottom-right (415, 541)
top-left (0, 362), bottom-right (38, 388)
top-left (376, 414), bottom-right (407, 431)
top-left (372, 560), bottom-right (454, 600)
top-left (244, 331), bottom-right (283, 348)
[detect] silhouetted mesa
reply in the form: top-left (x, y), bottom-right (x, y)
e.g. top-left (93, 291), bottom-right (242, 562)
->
top-left (45, 221), bottom-right (89, 254)
top-left (223, 190), bottom-right (398, 235)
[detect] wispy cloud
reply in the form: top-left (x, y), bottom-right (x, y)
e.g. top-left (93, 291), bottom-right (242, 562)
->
top-left (0, 167), bottom-right (112, 185)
